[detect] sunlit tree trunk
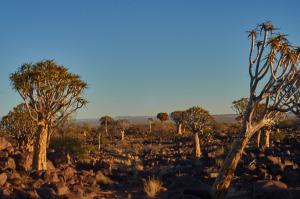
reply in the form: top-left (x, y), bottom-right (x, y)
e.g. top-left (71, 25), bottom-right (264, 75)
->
top-left (121, 130), bottom-right (125, 141)
top-left (213, 105), bottom-right (266, 199)
top-left (177, 123), bottom-right (182, 135)
top-left (149, 121), bottom-right (152, 133)
top-left (98, 131), bottom-right (101, 151)
top-left (33, 121), bottom-right (48, 170)
top-left (194, 132), bottom-right (201, 159)
top-left (256, 130), bottom-right (261, 148)
top-left (105, 120), bottom-right (108, 134)
top-left (263, 129), bottom-right (271, 148)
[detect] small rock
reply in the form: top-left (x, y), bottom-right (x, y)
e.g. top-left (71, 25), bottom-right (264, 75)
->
top-left (0, 173), bottom-right (8, 186)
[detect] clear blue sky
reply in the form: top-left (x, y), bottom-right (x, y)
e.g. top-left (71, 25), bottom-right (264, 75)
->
top-left (0, 0), bottom-right (300, 118)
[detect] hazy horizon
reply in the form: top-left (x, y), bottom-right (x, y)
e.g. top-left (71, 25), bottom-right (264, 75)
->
top-left (1, 0), bottom-right (300, 119)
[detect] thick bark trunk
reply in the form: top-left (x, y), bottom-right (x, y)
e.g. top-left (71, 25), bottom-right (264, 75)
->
top-left (263, 129), bottom-right (271, 148)
top-left (213, 128), bottom-right (252, 199)
top-left (98, 132), bottom-right (101, 151)
top-left (121, 130), bottom-right (125, 141)
top-left (256, 130), bottom-right (261, 148)
top-left (105, 120), bottom-right (108, 134)
top-left (194, 132), bottom-right (201, 159)
top-left (46, 126), bottom-right (52, 148)
top-left (177, 123), bottom-right (182, 135)
top-left (33, 123), bottom-right (48, 170)
top-left (149, 121), bottom-right (152, 133)
top-left (212, 121), bottom-right (265, 199)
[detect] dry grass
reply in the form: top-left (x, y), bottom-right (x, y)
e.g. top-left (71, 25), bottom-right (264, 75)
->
top-left (143, 177), bottom-right (162, 197)
top-left (96, 171), bottom-right (113, 185)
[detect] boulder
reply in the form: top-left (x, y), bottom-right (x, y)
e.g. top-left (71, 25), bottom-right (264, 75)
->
top-left (53, 182), bottom-right (69, 195)
top-left (0, 173), bottom-right (8, 186)
top-left (37, 187), bottom-right (57, 199)
top-left (6, 157), bottom-right (16, 170)
top-left (63, 166), bottom-right (76, 181)
top-left (47, 160), bottom-right (56, 171)
top-left (0, 138), bottom-right (12, 151)
top-left (13, 152), bottom-right (33, 171)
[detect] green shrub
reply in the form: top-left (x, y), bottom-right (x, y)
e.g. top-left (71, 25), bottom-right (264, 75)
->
top-left (50, 136), bottom-right (94, 161)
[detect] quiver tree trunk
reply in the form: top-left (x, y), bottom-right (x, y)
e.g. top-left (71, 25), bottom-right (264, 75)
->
top-left (263, 129), bottom-right (271, 148)
top-left (213, 128), bottom-right (253, 198)
top-left (194, 132), bottom-right (201, 159)
top-left (121, 130), bottom-right (125, 141)
top-left (177, 123), bottom-right (182, 135)
top-left (256, 130), bottom-right (261, 148)
top-left (213, 115), bottom-right (266, 199)
top-left (149, 121), bottom-right (152, 133)
top-left (98, 132), bottom-right (101, 151)
top-left (33, 122), bottom-right (48, 170)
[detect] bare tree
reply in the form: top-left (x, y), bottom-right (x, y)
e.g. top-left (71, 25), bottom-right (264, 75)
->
top-left (10, 60), bottom-right (87, 170)
top-left (213, 22), bottom-right (300, 199)
top-left (183, 106), bottom-right (214, 159)
top-left (1, 103), bottom-right (36, 152)
top-left (148, 118), bottom-right (153, 133)
top-left (99, 115), bottom-right (114, 135)
top-left (116, 119), bottom-right (130, 141)
top-left (170, 111), bottom-right (185, 135)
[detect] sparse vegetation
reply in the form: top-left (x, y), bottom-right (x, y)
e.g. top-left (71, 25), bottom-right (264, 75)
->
top-left (143, 177), bottom-right (163, 197)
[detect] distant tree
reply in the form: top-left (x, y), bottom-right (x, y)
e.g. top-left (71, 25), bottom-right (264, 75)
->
top-left (213, 22), bottom-right (300, 198)
top-left (1, 103), bottom-right (36, 152)
top-left (183, 106), bottom-right (214, 159)
top-left (10, 60), bottom-right (87, 170)
top-left (170, 111), bottom-right (185, 135)
top-left (156, 112), bottom-right (169, 122)
top-left (99, 115), bottom-right (114, 134)
top-left (116, 119), bottom-right (130, 141)
top-left (148, 118), bottom-right (153, 133)
top-left (231, 97), bottom-right (286, 148)
top-left (231, 98), bottom-right (248, 122)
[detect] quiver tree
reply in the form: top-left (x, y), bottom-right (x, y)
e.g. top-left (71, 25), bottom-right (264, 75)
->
top-left (116, 119), bottom-right (130, 141)
top-left (156, 112), bottom-right (169, 122)
top-left (10, 60), bottom-right (87, 170)
top-left (99, 115), bottom-right (114, 135)
top-left (231, 98), bottom-right (282, 147)
top-left (183, 106), bottom-right (214, 159)
top-left (213, 22), bottom-right (300, 199)
top-left (1, 103), bottom-right (36, 152)
top-left (231, 98), bottom-right (248, 123)
top-left (170, 111), bottom-right (185, 135)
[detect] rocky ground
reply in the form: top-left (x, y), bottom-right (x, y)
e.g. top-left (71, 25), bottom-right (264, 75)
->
top-left (0, 131), bottom-right (299, 199)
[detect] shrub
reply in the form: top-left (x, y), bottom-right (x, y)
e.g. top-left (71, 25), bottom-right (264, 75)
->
top-left (96, 171), bottom-right (113, 185)
top-left (143, 177), bottom-right (162, 197)
top-left (49, 136), bottom-right (94, 161)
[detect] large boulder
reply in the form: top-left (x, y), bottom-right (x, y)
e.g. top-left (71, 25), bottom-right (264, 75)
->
top-left (0, 137), bottom-right (12, 151)
top-left (48, 151), bottom-right (72, 167)
top-left (13, 152), bottom-right (33, 171)
top-left (0, 172), bottom-right (8, 186)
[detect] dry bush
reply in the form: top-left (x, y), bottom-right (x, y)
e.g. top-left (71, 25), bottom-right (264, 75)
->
top-left (143, 177), bottom-right (162, 197)
top-left (96, 171), bottom-right (113, 185)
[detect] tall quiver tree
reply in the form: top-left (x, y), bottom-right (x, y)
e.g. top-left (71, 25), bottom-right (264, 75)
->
top-left (183, 106), bottom-right (214, 159)
top-left (1, 103), bottom-right (36, 152)
top-left (156, 112), bottom-right (169, 122)
top-left (116, 119), bottom-right (130, 141)
top-left (99, 116), bottom-right (114, 135)
top-left (170, 111), bottom-right (184, 135)
top-left (213, 22), bottom-right (300, 199)
top-left (10, 60), bottom-right (87, 170)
